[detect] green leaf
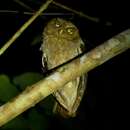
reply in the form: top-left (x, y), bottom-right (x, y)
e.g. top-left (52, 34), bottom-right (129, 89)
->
top-left (28, 108), bottom-right (48, 130)
top-left (0, 75), bottom-right (19, 102)
top-left (13, 72), bottom-right (43, 90)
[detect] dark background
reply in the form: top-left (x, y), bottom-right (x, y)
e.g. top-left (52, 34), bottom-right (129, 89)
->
top-left (0, 0), bottom-right (130, 129)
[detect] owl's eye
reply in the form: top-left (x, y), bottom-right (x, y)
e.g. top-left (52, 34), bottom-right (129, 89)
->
top-left (55, 19), bottom-right (61, 28)
top-left (66, 27), bottom-right (75, 35)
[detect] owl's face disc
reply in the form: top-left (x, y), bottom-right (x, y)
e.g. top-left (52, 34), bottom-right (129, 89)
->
top-left (43, 18), bottom-right (80, 40)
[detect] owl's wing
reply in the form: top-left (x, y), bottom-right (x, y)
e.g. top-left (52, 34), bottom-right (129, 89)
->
top-left (72, 73), bottom-right (87, 113)
top-left (52, 77), bottom-right (80, 118)
top-left (53, 74), bottom-right (87, 117)
top-left (53, 77), bottom-right (80, 111)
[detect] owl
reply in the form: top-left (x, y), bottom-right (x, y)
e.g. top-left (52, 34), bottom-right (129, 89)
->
top-left (41, 18), bottom-right (87, 117)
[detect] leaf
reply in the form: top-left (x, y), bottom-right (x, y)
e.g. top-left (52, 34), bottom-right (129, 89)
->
top-left (0, 75), bottom-right (19, 102)
top-left (28, 108), bottom-right (48, 130)
top-left (13, 72), bottom-right (43, 90)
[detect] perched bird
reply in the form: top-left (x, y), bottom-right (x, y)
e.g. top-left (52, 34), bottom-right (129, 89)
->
top-left (41, 18), bottom-right (87, 117)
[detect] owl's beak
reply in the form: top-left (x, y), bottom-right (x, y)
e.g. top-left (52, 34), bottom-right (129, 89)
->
top-left (59, 29), bottom-right (63, 34)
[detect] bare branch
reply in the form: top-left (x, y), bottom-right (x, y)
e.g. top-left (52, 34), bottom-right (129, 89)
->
top-left (0, 10), bottom-right (73, 16)
top-left (0, 0), bottom-right (53, 56)
top-left (0, 29), bottom-right (130, 126)
top-left (53, 1), bottom-right (112, 26)
top-left (13, 0), bottom-right (112, 25)
top-left (13, 0), bottom-right (34, 11)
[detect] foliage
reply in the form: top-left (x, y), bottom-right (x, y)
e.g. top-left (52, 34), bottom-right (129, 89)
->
top-left (0, 72), bottom-right (54, 130)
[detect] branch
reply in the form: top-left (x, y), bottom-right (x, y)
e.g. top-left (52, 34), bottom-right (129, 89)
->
top-left (13, 0), bottom-right (112, 26)
top-left (0, 29), bottom-right (130, 126)
top-left (0, 0), bottom-right (53, 56)
top-left (0, 10), bottom-right (73, 16)
top-left (52, 1), bottom-right (112, 26)
top-left (13, 0), bottom-right (34, 11)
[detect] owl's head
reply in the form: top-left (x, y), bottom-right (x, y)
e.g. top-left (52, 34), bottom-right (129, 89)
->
top-left (43, 18), bottom-right (80, 40)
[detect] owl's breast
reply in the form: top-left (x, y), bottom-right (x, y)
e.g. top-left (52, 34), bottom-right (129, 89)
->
top-left (43, 36), bottom-right (82, 69)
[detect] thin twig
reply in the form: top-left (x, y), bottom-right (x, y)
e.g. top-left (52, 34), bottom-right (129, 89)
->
top-left (53, 1), bottom-right (112, 26)
top-left (0, 10), bottom-right (73, 16)
top-left (0, 29), bottom-right (130, 126)
top-left (13, 0), bottom-right (34, 11)
top-left (0, 0), bottom-right (53, 56)
top-left (13, 0), bottom-right (112, 25)
top-left (53, 1), bottom-right (99, 22)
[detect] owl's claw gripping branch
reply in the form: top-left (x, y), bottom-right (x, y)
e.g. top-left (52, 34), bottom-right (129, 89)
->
top-left (0, 29), bottom-right (130, 126)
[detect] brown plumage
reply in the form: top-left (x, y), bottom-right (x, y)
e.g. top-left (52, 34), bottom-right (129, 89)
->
top-left (41, 18), bottom-right (87, 117)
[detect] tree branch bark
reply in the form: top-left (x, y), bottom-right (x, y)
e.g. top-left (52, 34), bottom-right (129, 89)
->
top-left (0, 29), bottom-right (130, 126)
